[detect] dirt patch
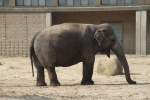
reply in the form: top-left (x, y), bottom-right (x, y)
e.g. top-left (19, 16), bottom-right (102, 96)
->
top-left (0, 55), bottom-right (150, 100)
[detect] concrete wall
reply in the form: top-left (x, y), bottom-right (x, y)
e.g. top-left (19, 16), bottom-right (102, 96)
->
top-left (52, 11), bottom-right (135, 54)
top-left (0, 13), bottom-right (46, 56)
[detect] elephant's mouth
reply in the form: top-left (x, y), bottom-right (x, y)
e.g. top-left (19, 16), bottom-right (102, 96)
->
top-left (105, 41), bottom-right (116, 58)
top-left (100, 48), bottom-right (110, 57)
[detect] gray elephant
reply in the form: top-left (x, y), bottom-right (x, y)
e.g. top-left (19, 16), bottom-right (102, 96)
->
top-left (30, 23), bottom-right (136, 86)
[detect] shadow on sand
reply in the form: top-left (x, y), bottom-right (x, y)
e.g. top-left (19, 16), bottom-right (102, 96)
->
top-left (0, 95), bottom-right (50, 100)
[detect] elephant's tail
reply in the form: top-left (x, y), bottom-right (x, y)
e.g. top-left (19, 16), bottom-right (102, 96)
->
top-left (30, 42), bottom-right (35, 77)
top-left (30, 32), bottom-right (39, 77)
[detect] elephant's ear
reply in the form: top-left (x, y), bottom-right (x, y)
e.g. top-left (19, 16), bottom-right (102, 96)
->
top-left (94, 30), bottom-right (105, 47)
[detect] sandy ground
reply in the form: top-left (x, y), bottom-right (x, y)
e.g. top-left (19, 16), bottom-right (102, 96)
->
top-left (0, 55), bottom-right (150, 100)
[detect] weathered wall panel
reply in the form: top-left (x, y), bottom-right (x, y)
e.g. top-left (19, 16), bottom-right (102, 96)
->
top-left (27, 13), bottom-right (46, 41)
top-left (0, 13), bottom-right (46, 56)
top-left (6, 14), bottom-right (27, 41)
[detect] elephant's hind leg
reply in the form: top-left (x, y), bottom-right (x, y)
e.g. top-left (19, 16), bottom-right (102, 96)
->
top-left (33, 56), bottom-right (47, 86)
top-left (46, 67), bottom-right (60, 86)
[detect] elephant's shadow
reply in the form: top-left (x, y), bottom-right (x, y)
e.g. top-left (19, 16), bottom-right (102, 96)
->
top-left (0, 73), bottom-right (149, 87)
top-left (61, 73), bottom-right (149, 86)
top-left (60, 82), bottom-right (150, 86)
top-left (0, 82), bottom-right (150, 87)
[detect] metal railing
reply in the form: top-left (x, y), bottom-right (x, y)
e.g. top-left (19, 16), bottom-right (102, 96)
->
top-left (0, 0), bottom-right (150, 8)
top-left (0, 40), bottom-right (29, 57)
top-left (58, 0), bottom-right (150, 7)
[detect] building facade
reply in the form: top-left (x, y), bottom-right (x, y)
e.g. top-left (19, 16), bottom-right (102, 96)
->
top-left (0, 0), bottom-right (150, 56)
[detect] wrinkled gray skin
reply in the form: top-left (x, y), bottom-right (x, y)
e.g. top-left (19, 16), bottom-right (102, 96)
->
top-left (30, 23), bottom-right (136, 86)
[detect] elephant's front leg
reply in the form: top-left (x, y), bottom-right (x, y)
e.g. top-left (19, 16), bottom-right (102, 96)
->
top-left (46, 67), bottom-right (60, 86)
top-left (81, 58), bottom-right (95, 85)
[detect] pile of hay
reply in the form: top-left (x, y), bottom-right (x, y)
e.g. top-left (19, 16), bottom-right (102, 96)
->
top-left (96, 55), bottom-right (123, 76)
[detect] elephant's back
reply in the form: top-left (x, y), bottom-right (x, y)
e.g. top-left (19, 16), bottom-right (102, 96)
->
top-left (35, 23), bottom-right (85, 44)
top-left (43, 23), bottom-right (94, 35)
top-left (34, 23), bottom-right (95, 48)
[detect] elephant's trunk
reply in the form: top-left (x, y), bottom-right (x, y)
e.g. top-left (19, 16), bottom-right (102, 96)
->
top-left (111, 42), bottom-right (136, 84)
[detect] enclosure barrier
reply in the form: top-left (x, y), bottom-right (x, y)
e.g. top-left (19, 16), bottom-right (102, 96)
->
top-left (0, 40), bottom-right (29, 57)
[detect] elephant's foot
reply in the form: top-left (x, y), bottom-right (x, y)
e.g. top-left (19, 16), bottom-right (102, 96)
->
top-left (127, 79), bottom-right (136, 84)
top-left (50, 81), bottom-right (60, 86)
top-left (36, 81), bottom-right (47, 86)
top-left (81, 80), bottom-right (94, 85)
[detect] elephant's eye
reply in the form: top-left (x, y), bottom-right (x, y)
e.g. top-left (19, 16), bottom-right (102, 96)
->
top-left (98, 30), bottom-right (102, 33)
top-left (102, 30), bottom-right (107, 33)
top-left (111, 39), bottom-right (116, 42)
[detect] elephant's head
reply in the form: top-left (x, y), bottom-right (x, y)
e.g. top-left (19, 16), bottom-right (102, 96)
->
top-left (94, 23), bottom-right (136, 84)
top-left (94, 23), bottom-right (116, 57)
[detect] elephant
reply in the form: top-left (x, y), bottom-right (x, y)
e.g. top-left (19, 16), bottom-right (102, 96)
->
top-left (30, 23), bottom-right (136, 86)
